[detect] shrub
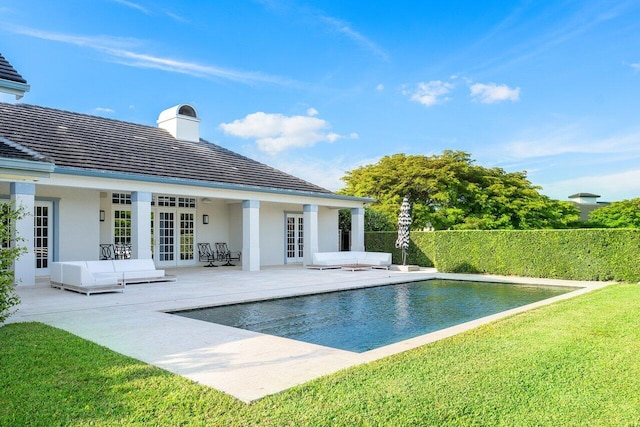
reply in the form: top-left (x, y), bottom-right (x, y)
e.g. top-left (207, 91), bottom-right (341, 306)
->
top-left (1, 203), bottom-right (25, 324)
top-left (365, 229), bottom-right (640, 282)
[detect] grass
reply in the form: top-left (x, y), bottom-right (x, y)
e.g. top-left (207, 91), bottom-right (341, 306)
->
top-left (2, 284), bottom-right (640, 426)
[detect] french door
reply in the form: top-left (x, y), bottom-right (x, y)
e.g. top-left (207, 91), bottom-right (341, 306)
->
top-left (153, 209), bottom-right (195, 267)
top-left (285, 213), bottom-right (304, 263)
top-left (34, 201), bottom-right (53, 276)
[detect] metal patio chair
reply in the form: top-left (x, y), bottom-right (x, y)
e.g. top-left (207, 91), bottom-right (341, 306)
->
top-left (114, 243), bottom-right (131, 260)
top-left (100, 243), bottom-right (115, 260)
top-left (197, 242), bottom-right (218, 267)
top-left (215, 242), bottom-right (241, 266)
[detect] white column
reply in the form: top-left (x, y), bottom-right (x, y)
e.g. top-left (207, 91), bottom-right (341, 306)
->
top-left (303, 204), bottom-right (319, 266)
top-left (131, 191), bottom-right (152, 259)
top-left (350, 207), bottom-right (365, 252)
top-left (10, 182), bottom-right (35, 286)
top-left (242, 200), bottom-right (260, 271)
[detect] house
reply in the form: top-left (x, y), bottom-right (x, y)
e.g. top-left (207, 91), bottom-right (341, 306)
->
top-left (568, 193), bottom-right (610, 221)
top-left (0, 53), bottom-right (30, 99)
top-left (0, 102), bottom-right (372, 286)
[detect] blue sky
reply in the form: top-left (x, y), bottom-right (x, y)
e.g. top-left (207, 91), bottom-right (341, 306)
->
top-left (2, 0), bottom-right (640, 202)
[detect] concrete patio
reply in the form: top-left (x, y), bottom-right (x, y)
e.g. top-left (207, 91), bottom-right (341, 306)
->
top-left (9, 265), bottom-right (609, 402)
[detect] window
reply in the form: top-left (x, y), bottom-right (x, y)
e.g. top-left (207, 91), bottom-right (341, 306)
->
top-left (180, 212), bottom-right (194, 260)
top-left (156, 196), bottom-right (176, 207)
top-left (178, 197), bottom-right (196, 208)
top-left (178, 105), bottom-right (197, 118)
top-left (112, 193), bottom-right (131, 205)
top-left (114, 210), bottom-right (131, 244)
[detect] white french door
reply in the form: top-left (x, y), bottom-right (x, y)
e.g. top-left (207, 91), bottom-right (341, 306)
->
top-left (285, 213), bottom-right (304, 263)
top-left (34, 201), bottom-right (53, 276)
top-left (153, 209), bottom-right (195, 267)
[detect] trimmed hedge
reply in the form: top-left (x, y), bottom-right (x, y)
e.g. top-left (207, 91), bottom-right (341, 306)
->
top-left (365, 229), bottom-right (640, 282)
top-left (364, 231), bottom-right (437, 267)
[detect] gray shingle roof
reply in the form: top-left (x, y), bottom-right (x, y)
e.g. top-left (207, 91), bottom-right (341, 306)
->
top-left (0, 103), bottom-right (333, 195)
top-left (0, 53), bottom-right (27, 84)
top-left (0, 135), bottom-right (51, 162)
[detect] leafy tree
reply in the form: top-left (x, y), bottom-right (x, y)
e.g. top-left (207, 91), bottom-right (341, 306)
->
top-left (339, 207), bottom-right (395, 234)
top-left (588, 198), bottom-right (640, 228)
top-left (339, 151), bottom-right (579, 230)
top-left (1, 203), bottom-right (25, 324)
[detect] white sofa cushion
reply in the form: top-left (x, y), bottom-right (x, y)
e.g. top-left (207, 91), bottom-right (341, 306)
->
top-left (86, 260), bottom-right (116, 274)
top-left (362, 252), bottom-right (392, 266)
top-left (113, 259), bottom-right (156, 272)
top-left (61, 263), bottom-right (120, 287)
top-left (113, 259), bottom-right (165, 282)
top-left (311, 251), bottom-right (391, 267)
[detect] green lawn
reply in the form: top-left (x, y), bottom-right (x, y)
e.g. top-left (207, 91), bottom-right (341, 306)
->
top-left (2, 284), bottom-right (640, 426)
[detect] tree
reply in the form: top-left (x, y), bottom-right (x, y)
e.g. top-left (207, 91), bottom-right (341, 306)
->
top-left (1, 203), bottom-right (25, 324)
top-left (339, 207), bottom-right (395, 235)
top-left (588, 198), bottom-right (640, 228)
top-left (339, 151), bottom-right (579, 230)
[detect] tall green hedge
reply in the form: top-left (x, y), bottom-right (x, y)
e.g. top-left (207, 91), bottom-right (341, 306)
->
top-left (364, 231), bottom-right (437, 267)
top-left (365, 229), bottom-right (640, 282)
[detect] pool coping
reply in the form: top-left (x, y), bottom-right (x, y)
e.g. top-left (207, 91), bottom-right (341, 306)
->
top-left (11, 267), bottom-right (611, 403)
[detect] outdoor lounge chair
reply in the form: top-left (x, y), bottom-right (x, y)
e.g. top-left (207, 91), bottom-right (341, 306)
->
top-left (197, 242), bottom-right (218, 267)
top-left (215, 242), bottom-right (241, 266)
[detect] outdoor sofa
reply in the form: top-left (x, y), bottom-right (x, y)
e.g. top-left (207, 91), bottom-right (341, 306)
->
top-left (308, 251), bottom-right (392, 270)
top-left (50, 259), bottom-right (175, 295)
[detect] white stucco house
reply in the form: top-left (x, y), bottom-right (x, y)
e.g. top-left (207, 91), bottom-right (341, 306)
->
top-left (0, 102), bottom-right (371, 286)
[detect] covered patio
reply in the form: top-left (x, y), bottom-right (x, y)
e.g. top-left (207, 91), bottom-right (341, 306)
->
top-left (9, 265), bottom-right (607, 402)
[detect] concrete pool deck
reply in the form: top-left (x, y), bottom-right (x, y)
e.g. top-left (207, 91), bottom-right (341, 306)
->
top-left (10, 266), bottom-right (611, 402)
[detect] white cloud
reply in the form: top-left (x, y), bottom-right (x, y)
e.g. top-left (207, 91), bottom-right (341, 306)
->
top-left (469, 82), bottom-right (520, 103)
top-left (94, 107), bottom-right (115, 114)
top-left (541, 169), bottom-right (640, 201)
top-left (319, 15), bottom-right (389, 62)
top-left (502, 125), bottom-right (640, 160)
top-left (6, 25), bottom-right (294, 86)
top-left (264, 154), bottom-right (381, 191)
top-left (404, 81), bottom-right (454, 107)
top-left (220, 112), bottom-right (354, 155)
top-left (376, 83), bottom-right (384, 91)
top-left (631, 63), bottom-right (640, 71)
top-left (113, 0), bottom-right (149, 14)
top-left (306, 107), bottom-right (319, 116)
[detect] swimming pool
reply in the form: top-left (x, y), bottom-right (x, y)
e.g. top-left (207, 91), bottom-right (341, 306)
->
top-left (172, 279), bottom-right (578, 353)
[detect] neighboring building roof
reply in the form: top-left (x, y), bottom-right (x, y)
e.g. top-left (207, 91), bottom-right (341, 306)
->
top-left (0, 53), bottom-right (30, 99)
top-left (568, 192), bottom-right (610, 221)
top-left (568, 192), bottom-right (600, 199)
top-left (0, 102), bottom-right (334, 195)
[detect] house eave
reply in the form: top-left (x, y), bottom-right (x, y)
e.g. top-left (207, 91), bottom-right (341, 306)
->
top-left (0, 79), bottom-right (31, 100)
top-left (53, 166), bottom-right (375, 204)
top-left (0, 158), bottom-right (54, 180)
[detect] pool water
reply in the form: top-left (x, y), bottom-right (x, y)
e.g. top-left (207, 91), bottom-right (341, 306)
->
top-left (172, 280), bottom-right (577, 353)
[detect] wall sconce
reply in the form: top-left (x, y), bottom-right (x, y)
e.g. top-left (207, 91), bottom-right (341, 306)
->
top-left (100, 210), bottom-right (105, 222)
top-left (202, 214), bottom-right (209, 224)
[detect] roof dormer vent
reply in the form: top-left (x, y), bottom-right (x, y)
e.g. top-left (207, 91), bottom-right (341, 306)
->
top-left (157, 104), bottom-right (200, 142)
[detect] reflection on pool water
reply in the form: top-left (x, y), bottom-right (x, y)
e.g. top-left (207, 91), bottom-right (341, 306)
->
top-left (171, 280), bottom-right (578, 353)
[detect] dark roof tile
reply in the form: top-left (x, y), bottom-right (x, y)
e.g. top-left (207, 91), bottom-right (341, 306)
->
top-left (0, 103), bottom-right (333, 195)
top-left (0, 53), bottom-right (27, 84)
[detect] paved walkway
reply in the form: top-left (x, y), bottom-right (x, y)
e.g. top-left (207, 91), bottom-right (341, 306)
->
top-left (10, 266), bottom-right (609, 402)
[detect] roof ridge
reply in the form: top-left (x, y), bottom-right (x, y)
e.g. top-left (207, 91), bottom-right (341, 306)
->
top-left (2, 102), bottom-right (162, 131)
